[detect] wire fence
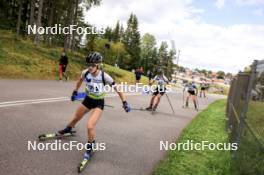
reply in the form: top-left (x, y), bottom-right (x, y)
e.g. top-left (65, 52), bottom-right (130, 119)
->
top-left (226, 60), bottom-right (264, 175)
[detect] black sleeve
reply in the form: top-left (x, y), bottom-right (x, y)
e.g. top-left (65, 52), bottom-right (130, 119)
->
top-left (59, 56), bottom-right (68, 65)
top-left (65, 56), bottom-right (68, 65)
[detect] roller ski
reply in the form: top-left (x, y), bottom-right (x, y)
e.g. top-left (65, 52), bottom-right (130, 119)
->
top-left (130, 107), bottom-right (146, 111)
top-left (131, 106), bottom-right (154, 112)
top-left (38, 126), bottom-right (76, 141)
top-left (77, 152), bottom-right (92, 173)
top-left (128, 107), bottom-right (147, 112)
top-left (130, 106), bottom-right (156, 114)
top-left (145, 106), bottom-right (157, 115)
top-left (183, 101), bottom-right (198, 111)
top-left (194, 100), bottom-right (199, 111)
top-left (77, 141), bottom-right (94, 173)
top-left (151, 107), bottom-right (157, 115)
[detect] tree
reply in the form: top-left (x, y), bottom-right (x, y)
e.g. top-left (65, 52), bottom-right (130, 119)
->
top-left (178, 66), bottom-right (186, 73)
top-left (157, 41), bottom-right (175, 78)
top-left (16, 0), bottom-right (23, 35)
top-left (34, 0), bottom-right (44, 45)
top-left (226, 73), bottom-right (233, 79)
top-left (45, 0), bottom-right (55, 45)
top-left (63, 0), bottom-right (75, 51)
top-left (216, 71), bottom-right (225, 79)
top-left (158, 41), bottom-right (168, 66)
top-left (29, 0), bottom-right (36, 28)
top-left (166, 49), bottom-right (176, 78)
top-left (122, 13), bottom-right (141, 69)
top-left (112, 21), bottom-right (121, 42)
top-left (140, 33), bottom-right (157, 72)
top-left (0, 0), bottom-right (102, 51)
top-left (200, 69), bottom-right (208, 76)
top-left (207, 70), bottom-right (212, 78)
top-left (194, 68), bottom-right (201, 73)
top-left (103, 26), bottom-right (113, 41)
top-left (119, 24), bottom-right (124, 39)
top-left (83, 0), bottom-right (101, 10)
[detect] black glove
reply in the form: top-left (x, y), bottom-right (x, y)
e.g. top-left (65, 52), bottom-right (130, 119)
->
top-left (122, 101), bottom-right (131, 112)
top-left (71, 90), bottom-right (78, 101)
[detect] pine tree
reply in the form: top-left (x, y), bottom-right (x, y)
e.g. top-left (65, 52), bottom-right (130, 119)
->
top-left (103, 26), bottom-right (113, 41)
top-left (112, 21), bottom-right (120, 42)
top-left (34, 0), bottom-right (44, 45)
top-left (158, 41), bottom-right (169, 66)
top-left (122, 13), bottom-right (141, 70)
top-left (140, 33), bottom-right (157, 72)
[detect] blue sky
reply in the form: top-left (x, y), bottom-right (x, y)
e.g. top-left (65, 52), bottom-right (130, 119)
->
top-left (194, 0), bottom-right (264, 26)
top-left (85, 0), bottom-right (264, 73)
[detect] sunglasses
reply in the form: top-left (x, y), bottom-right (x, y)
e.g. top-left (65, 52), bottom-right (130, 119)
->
top-left (87, 63), bottom-right (97, 67)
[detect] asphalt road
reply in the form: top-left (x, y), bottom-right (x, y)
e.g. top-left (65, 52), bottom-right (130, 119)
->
top-left (0, 79), bottom-right (224, 175)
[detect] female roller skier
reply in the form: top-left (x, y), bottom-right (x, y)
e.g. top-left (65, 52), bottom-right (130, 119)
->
top-left (58, 52), bottom-right (130, 160)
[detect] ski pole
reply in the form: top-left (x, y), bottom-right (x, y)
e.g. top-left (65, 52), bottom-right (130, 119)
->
top-left (130, 107), bottom-right (146, 111)
top-left (165, 93), bottom-right (175, 115)
top-left (196, 96), bottom-right (200, 110)
top-left (105, 104), bottom-right (114, 108)
top-left (195, 93), bottom-right (199, 110)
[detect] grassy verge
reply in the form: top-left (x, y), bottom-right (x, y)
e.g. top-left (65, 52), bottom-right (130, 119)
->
top-left (247, 101), bottom-right (264, 141)
top-left (0, 30), bottom-right (148, 84)
top-left (153, 100), bottom-right (231, 175)
top-left (209, 84), bottom-right (229, 96)
top-left (231, 100), bottom-right (264, 175)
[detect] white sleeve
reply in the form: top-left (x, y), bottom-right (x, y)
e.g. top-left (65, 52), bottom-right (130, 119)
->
top-left (104, 72), bottom-right (114, 85)
top-left (163, 75), bottom-right (169, 83)
top-left (81, 69), bottom-right (89, 80)
top-left (152, 75), bottom-right (158, 81)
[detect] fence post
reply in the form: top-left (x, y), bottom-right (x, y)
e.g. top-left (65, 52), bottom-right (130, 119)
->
top-left (235, 60), bottom-right (258, 154)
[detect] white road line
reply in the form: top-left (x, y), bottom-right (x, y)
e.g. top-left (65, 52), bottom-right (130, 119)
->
top-left (0, 99), bottom-right (69, 108)
top-left (0, 93), bottom-right (141, 108)
top-left (0, 97), bottom-right (68, 105)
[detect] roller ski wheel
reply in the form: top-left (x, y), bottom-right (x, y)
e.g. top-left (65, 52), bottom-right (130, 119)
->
top-left (77, 152), bottom-right (92, 173)
top-left (38, 131), bottom-right (76, 141)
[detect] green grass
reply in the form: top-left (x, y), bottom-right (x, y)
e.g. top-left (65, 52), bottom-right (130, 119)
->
top-left (103, 64), bottom-right (148, 84)
top-left (209, 84), bottom-right (229, 96)
top-left (0, 30), bottom-right (148, 84)
top-left (230, 100), bottom-right (264, 175)
top-left (231, 128), bottom-right (264, 175)
top-left (153, 100), bottom-right (232, 175)
top-left (247, 101), bottom-right (264, 142)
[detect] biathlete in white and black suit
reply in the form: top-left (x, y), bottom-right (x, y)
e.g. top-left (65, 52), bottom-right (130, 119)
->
top-left (145, 68), bottom-right (169, 111)
top-left (184, 81), bottom-right (198, 110)
top-left (58, 52), bottom-right (131, 160)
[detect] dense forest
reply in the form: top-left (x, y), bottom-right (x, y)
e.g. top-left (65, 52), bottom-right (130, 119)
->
top-left (0, 0), bottom-right (185, 78)
top-left (0, 0), bottom-right (232, 78)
